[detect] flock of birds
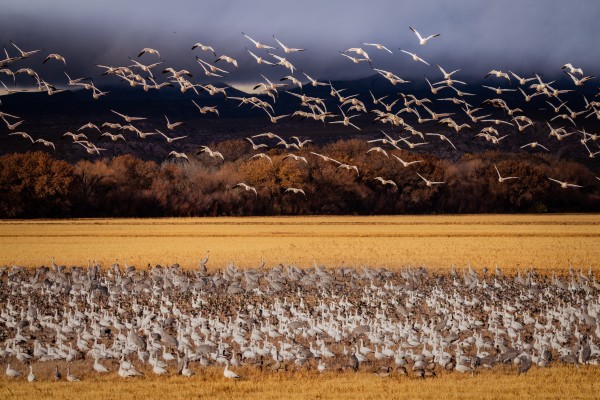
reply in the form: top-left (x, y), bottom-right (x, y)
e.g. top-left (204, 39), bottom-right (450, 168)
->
top-left (1, 28), bottom-right (600, 196)
top-left (1, 258), bottom-right (599, 382)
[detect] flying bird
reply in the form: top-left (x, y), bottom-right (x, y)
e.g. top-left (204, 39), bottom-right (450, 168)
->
top-left (8, 131), bottom-right (34, 143)
top-left (43, 53), bottom-right (66, 66)
top-left (273, 35), bottom-right (306, 53)
top-left (167, 151), bottom-right (189, 161)
top-left (392, 154), bottom-right (423, 167)
top-left (521, 142), bottom-right (549, 151)
top-left (234, 183), bottom-right (258, 195)
top-left (249, 153), bottom-right (273, 164)
top-left (197, 146), bottom-right (224, 161)
top-left (110, 110), bottom-right (146, 122)
top-left (164, 115), bottom-right (184, 130)
top-left (493, 164), bottom-right (519, 183)
top-left (191, 43), bottom-right (217, 56)
top-left (361, 42), bottom-right (393, 54)
top-left (548, 178), bottom-right (583, 188)
top-left (242, 32), bottom-right (275, 50)
top-left (416, 172), bottom-right (444, 187)
top-left (285, 187), bottom-right (306, 196)
top-left (137, 48), bottom-right (161, 58)
top-left (399, 50), bottom-right (430, 65)
top-left (156, 130), bottom-right (188, 144)
top-left (373, 177), bottom-right (397, 187)
top-left (409, 27), bottom-right (441, 45)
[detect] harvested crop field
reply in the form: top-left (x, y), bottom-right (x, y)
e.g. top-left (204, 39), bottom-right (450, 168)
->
top-left (2, 214), bottom-right (600, 400)
top-left (0, 214), bottom-right (599, 271)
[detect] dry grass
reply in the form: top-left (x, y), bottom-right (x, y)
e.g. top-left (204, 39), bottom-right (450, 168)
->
top-left (2, 362), bottom-right (599, 400)
top-left (1, 214), bottom-right (599, 272)
top-left (2, 215), bottom-right (600, 398)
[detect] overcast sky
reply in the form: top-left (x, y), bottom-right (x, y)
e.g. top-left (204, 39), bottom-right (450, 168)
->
top-left (1, 0), bottom-right (599, 87)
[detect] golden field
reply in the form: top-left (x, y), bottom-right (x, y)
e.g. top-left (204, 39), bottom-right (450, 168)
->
top-left (0, 214), bottom-right (599, 272)
top-left (1, 214), bottom-right (600, 399)
top-left (1, 363), bottom-right (598, 400)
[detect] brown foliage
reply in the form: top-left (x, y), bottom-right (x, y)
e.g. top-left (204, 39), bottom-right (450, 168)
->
top-left (0, 152), bottom-right (73, 217)
top-left (1, 143), bottom-right (599, 218)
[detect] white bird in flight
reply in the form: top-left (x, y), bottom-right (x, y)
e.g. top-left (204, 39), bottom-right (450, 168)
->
top-left (137, 47), bottom-right (160, 58)
top-left (392, 154), bottom-right (423, 168)
top-left (400, 50), bottom-right (430, 66)
top-left (285, 187), bottom-right (306, 196)
top-left (361, 42), bottom-right (393, 54)
top-left (242, 32), bottom-right (275, 50)
top-left (111, 110), bottom-right (146, 122)
top-left (197, 146), bottom-right (224, 161)
top-left (272, 35), bottom-right (306, 53)
top-left (167, 151), bottom-right (189, 161)
top-left (548, 178), bottom-right (583, 189)
top-left (494, 164), bottom-right (519, 183)
top-left (234, 182), bottom-right (258, 196)
top-left (409, 27), bottom-right (441, 45)
top-left (416, 172), bottom-right (444, 187)
top-left (191, 43), bottom-right (217, 57)
top-left (373, 177), bottom-right (397, 187)
top-left (156, 129), bottom-right (188, 144)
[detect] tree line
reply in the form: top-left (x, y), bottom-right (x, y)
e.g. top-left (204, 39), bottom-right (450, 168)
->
top-left (0, 140), bottom-right (598, 218)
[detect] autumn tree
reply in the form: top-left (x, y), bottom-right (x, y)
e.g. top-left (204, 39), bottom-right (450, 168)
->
top-left (0, 152), bottom-right (73, 217)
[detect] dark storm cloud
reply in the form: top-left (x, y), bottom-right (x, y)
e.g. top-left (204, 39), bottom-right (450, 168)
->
top-left (1, 0), bottom-right (599, 87)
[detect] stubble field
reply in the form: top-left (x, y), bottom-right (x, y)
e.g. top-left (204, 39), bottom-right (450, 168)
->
top-left (1, 214), bottom-right (599, 399)
top-left (0, 214), bottom-right (598, 271)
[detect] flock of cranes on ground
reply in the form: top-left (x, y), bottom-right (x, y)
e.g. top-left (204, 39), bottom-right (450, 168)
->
top-left (1, 259), bottom-right (599, 381)
top-left (1, 28), bottom-right (600, 196)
